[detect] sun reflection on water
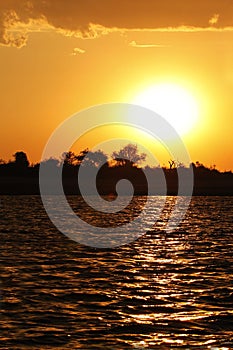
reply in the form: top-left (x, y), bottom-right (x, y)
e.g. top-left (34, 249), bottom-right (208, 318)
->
top-left (0, 196), bottom-right (233, 348)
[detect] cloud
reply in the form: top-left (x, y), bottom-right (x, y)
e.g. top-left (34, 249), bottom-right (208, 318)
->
top-left (71, 47), bottom-right (85, 55)
top-left (0, 0), bottom-right (232, 47)
top-left (129, 40), bottom-right (168, 48)
top-left (130, 25), bottom-right (233, 33)
top-left (1, 11), bottom-right (54, 48)
top-left (209, 14), bottom-right (220, 25)
top-left (0, 9), bottom-right (27, 48)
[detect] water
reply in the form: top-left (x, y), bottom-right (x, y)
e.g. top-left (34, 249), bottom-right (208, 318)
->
top-left (0, 196), bottom-right (233, 349)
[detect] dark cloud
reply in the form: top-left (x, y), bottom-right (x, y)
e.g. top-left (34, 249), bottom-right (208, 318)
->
top-left (0, 0), bottom-right (232, 47)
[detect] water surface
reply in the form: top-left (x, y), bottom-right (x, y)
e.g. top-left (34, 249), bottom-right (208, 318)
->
top-left (0, 196), bottom-right (233, 349)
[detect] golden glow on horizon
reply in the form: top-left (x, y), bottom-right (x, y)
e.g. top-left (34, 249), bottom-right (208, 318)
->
top-left (71, 124), bottom-right (172, 167)
top-left (0, 12), bottom-right (232, 170)
top-left (133, 83), bottom-right (199, 136)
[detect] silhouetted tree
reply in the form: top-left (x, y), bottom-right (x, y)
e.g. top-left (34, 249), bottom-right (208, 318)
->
top-left (40, 157), bottom-right (60, 169)
top-left (62, 151), bottom-right (78, 166)
top-left (80, 149), bottom-right (108, 167)
top-left (195, 161), bottom-right (205, 169)
top-left (168, 159), bottom-right (176, 169)
top-left (112, 144), bottom-right (146, 167)
top-left (0, 147), bottom-right (233, 195)
top-left (13, 151), bottom-right (29, 168)
top-left (40, 158), bottom-right (60, 182)
top-left (76, 148), bottom-right (89, 165)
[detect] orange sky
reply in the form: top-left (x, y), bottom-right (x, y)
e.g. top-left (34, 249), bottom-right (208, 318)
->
top-left (0, 0), bottom-right (232, 170)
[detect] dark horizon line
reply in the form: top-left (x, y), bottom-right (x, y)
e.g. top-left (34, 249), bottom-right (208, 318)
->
top-left (0, 149), bottom-right (232, 173)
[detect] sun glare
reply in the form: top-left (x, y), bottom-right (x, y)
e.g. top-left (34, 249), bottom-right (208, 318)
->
top-left (133, 83), bottom-right (199, 136)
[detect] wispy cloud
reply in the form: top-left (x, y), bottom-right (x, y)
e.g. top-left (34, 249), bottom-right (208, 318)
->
top-left (129, 40), bottom-right (168, 48)
top-left (209, 14), bottom-right (220, 25)
top-left (128, 25), bottom-right (233, 33)
top-left (1, 10), bottom-right (54, 48)
top-left (0, 0), bottom-right (232, 48)
top-left (71, 47), bottom-right (85, 55)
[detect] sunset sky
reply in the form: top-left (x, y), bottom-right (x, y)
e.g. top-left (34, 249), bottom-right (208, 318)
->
top-left (0, 0), bottom-right (232, 170)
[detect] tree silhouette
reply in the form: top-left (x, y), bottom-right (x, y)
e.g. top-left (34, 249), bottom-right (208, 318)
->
top-left (112, 144), bottom-right (146, 167)
top-left (40, 157), bottom-right (60, 169)
top-left (80, 149), bottom-right (108, 167)
top-left (168, 159), bottom-right (176, 169)
top-left (0, 147), bottom-right (232, 195)
top-left (13, 151), bottom-right (29, 168)
top-left (75, 148), bottom-right (89, 164)
top-left (62, 151), bottom-right (78, 166)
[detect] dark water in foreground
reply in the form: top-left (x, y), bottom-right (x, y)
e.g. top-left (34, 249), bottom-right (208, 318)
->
top-left (0, 196), bottom-right (233, 349)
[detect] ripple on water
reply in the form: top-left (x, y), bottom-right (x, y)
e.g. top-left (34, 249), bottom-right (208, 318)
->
top-left (0, 195), bottom-right (233, 348)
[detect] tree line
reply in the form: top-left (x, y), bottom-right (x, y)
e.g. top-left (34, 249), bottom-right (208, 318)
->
top-left (0, 144), bottom-right (232, 195)
top-left (0, 144), bottom-right (147, 175)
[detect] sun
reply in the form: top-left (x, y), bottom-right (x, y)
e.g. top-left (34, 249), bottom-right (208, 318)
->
top-left (133, 83), bottom-right (199, 136)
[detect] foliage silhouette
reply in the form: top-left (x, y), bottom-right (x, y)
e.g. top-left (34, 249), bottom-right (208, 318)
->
top-left (0, 147), bottom-right (232, 195)
top-left (13, 151), bottom-right (29, 168)
top-left (112, 144), bottom-right (146, 167)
